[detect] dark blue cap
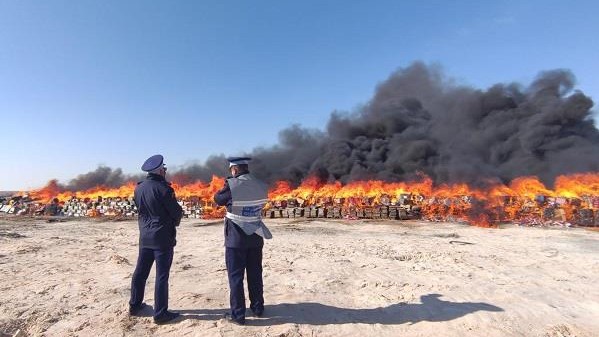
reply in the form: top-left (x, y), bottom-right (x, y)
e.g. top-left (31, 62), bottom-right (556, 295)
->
top-left (141, 154), bottom-right (164, 172)
top-left (227, 156), bottom-right (252, 167)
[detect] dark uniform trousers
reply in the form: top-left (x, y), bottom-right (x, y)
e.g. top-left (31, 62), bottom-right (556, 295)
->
top-left (130, 247), bottom-right (174, 318)
top-left (226, 247), bottom-right (264, 320)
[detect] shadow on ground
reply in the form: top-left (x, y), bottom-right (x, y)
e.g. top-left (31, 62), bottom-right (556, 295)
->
top-left (176, 293), bottom-right (503, 326)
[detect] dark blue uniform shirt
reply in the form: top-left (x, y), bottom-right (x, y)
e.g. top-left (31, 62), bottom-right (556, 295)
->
top-left (134, 173), bottom-right (183, 249)
top-left (214, 174), bottom-right (264, 249)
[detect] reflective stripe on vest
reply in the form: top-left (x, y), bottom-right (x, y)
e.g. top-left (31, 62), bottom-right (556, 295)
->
top-left (231, 199), bottom-right (269, 207)
top-left (225, 212), bottom-right (261, 222)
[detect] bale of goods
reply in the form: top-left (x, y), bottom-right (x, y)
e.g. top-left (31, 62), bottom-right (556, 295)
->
top-left (2, 184), bottom-right (597, 227)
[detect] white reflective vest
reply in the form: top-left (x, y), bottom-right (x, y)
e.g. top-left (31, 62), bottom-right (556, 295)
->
top-left (225, 174), bottom-right (272, 239)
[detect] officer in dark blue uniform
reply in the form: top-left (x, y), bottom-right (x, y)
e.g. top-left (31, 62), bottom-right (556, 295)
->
top-left (214, 157), bottom-right (272, 325)
top-left (129, 154), bottom-right (183, 324)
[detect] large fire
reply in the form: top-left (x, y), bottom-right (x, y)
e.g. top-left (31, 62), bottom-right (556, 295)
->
top-left (13, 173), bottom-right (599, 226)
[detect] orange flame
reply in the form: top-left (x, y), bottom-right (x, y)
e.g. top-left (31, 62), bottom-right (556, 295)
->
top-left (171, 175), bottom-right (226, 218)
top-left (23, 172), bottom-right (599, 225)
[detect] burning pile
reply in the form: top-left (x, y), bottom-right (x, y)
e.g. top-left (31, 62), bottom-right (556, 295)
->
top-left (264, 173), bottom-right (599, 227)
top-left (2, 64), bottom-right (599, 227)
top-left (0, 176), bottom-right (227, 219)
top-left (1, 173), bottom-right (598, 227)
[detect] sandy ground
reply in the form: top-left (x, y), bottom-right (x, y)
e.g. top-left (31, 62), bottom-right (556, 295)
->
top-left (1, 216), bottom-right (598, 337)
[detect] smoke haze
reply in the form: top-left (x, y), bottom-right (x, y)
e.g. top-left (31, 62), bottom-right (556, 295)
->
top-left (56, 62), bottom-right (599, 191)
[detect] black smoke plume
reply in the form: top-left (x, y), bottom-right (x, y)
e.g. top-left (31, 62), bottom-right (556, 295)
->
top-left (51, 166), bottom-right (144, 191)
top-left (59, 62), bottom-right (599, 190)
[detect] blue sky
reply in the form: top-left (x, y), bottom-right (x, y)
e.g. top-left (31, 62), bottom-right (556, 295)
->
top-left (1, 1), bottom-right (598, 190)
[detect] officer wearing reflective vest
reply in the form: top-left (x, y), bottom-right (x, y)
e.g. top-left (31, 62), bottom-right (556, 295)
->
top-left (214, 156), bottom-right (272, 325)
top-left (129, 154), bottom-right (183, 324)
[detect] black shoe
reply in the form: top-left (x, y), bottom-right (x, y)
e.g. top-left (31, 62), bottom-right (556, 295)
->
top-left (129, 302), bottom-right (148, 316)
top-left (223, 312), bottom-right (245, 325)
top-left (252, 309), bottom-right (264, 318)
top-left (153, 311), bottom-right (180, 324)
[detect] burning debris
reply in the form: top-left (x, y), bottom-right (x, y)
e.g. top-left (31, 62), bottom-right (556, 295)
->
top-left (263, 192), bottom-right (599, 227)
top-left (2, 173), bottom-right (598, 228)
top-left (0, 176), bottom-right (229, 220)
top-left (262, 173), bottom-right (599, 227)
top-left (3, 63), bottom-right (598, 227)
top-left (0, 195), bottom-right (218, 219)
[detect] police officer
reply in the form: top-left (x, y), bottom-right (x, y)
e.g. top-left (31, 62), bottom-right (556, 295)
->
top-left (214, 157), bottom-right (272, 325)
top-left (129, 154), bottom-right (183, 324)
